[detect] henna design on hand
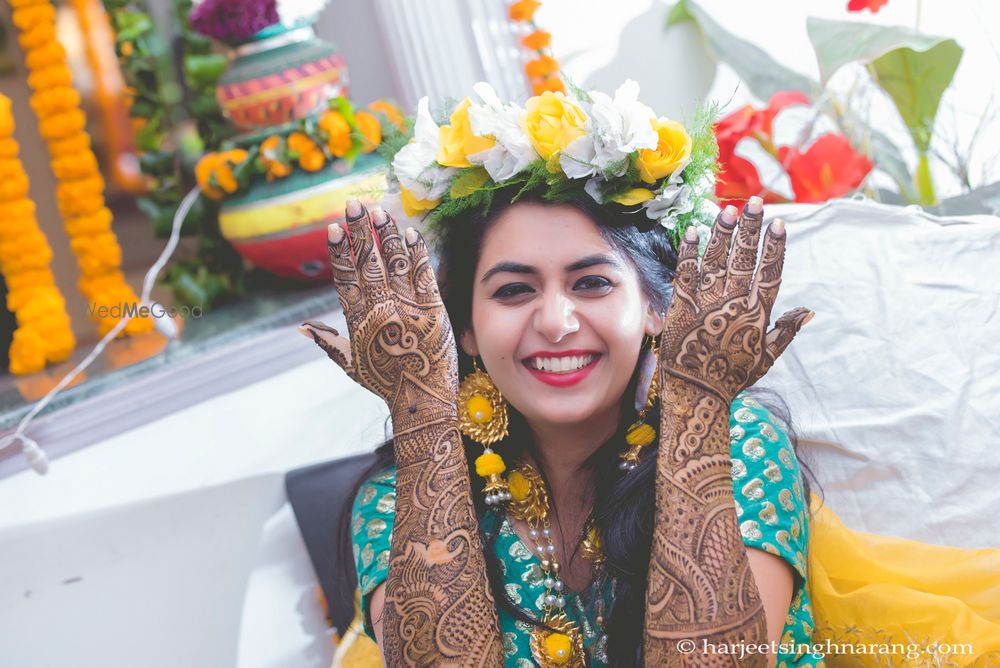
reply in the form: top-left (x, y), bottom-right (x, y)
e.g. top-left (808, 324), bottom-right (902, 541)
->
top-left (303, 201), bottom-right (502, 666)
top-left (644, 199), bottom-right (813, 666)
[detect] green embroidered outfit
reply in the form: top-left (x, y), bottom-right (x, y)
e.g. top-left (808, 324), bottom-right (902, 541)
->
top-left (351, 394), bottom-right (820, 666)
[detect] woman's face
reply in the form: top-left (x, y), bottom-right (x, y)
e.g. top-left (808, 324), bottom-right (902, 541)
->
top-left (460, 202), bottom-right (663, 430)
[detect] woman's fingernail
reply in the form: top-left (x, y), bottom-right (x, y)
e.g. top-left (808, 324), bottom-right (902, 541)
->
top-left (404, 227), bottom-right (419, 245)
top-left (747, 196), bottom-right (763, 214)
top-left (771, 219), bottom-right (785, 235)
top-left (297, 324), bottom-right (313, 338)
top-left (803, 310), bottom-right (815, 326)
top-left (328, 223), bottom-right (344, 243)
top-left (721, 205), bottom-right (738, 224)
top-left (684, 226), bottom-right (698, 242)
top-left (346, 199), bottom-right (365, 221)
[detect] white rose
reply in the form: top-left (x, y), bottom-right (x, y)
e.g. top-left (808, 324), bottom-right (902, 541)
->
top-left (560, 79), bottom-right (657, 179)
top-left (392, 97), bottom-right (455, 201)
top-left (466, 82), bottom-right (539, 182)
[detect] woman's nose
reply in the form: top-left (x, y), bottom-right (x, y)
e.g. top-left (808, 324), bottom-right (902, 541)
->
top-left (534, 291), bottom-right (579, 343)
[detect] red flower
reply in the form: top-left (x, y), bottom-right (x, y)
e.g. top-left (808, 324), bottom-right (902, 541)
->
top-left (714, 93), bottom-right (808, 207)
top-left (780, 134), bottom-right (873, 203)
top-left (847, 0), bottom-right (889, 13)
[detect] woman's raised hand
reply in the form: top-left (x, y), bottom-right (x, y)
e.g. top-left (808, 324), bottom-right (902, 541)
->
top-left (300, 200), bottom-right (459, 424)
top-left (659, 197), bottom-right (813, 403)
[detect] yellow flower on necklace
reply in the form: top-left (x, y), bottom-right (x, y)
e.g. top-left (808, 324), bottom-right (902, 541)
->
top-left (543, 632), bottom-right (572, 664)
top-left (521, 91), bottom-right (586, 161)
top-left (437, 97), bottom-right (495, 168)
top-left (637, 118), bottom-right (692, 184)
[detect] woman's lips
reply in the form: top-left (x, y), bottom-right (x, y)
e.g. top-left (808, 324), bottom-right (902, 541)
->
top-left (523, 354), bottom-right (601, 388)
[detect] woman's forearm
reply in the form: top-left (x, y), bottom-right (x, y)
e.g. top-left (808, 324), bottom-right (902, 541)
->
top-left (382, 399), bottom-right (503, 667)
top-left (644, 375), bottom-right (768, 665)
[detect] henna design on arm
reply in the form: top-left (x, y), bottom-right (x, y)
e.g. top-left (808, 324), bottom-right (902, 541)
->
top-left (305, 201), bottom-right (502, 666)
top-left (644, 200), bottom-right (813, 666)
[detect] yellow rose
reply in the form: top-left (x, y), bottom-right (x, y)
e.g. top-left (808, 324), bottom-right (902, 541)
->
top-left (637, 118), bottom-right (692, 184)
top-left (400, 185), bottom-right (439, 217)
top-left (521, 91), bottom-right (586, 161)
top-left (437, 97), bottom-right (495, 168)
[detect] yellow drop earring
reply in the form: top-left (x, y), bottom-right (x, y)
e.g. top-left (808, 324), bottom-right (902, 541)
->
top-left (620, 334), bottom-right (659, 471)
top-left (457, 358), bottom-right (511, 505)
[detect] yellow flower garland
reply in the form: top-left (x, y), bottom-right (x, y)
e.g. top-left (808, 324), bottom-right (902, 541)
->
top-left (8, 0), bottom-right (152, 339)
top-left (0, 93), bottom-right (76, 375)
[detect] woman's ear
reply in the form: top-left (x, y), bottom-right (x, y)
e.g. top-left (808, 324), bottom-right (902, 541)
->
top-left (644, 301), bottom-right (666, 336)
top-left (460, 329), bottom-right (479, 357)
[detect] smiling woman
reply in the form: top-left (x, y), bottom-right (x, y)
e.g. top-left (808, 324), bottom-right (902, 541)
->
top-left (299, 80), bottom-right (819, 667)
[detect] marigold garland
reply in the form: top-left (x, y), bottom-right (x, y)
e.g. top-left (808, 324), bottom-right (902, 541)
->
top-left (8, 0), bottom-right (152, 339)
top-left (195, 98), bottom-right (404, 201)
top-left (0, 93), bottom-right (77, 375)
top-left (508, 0), bottom-right (564, 96)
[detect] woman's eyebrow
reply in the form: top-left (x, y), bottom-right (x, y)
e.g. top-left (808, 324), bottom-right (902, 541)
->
top-left (480, 254), bottom-right (623, 283)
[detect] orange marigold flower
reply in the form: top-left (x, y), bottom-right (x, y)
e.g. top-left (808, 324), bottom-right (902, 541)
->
top-left (59, 193), bottom-right (104, 218)
top-left (0, 158), bottom-right (27, 180)
top-left (38, 109), bottom-right (87, 140)
top-left (65, 207), bottom-right (113, 236)
top-left (532, 77), bottom-right (565, 96)
top-left (525, 55), bottom-right (559, 79)
top-left (0, 98), bottom-right (13, 137)
top-left (521, 30), bottom-right (551, 51)
top-left (51, 152), bottom-right (99, 180)
top-left (0, 199), bottom-right (36, 221)
top-left (0, 138), bottom-right (19, 158)
top-left (30, 87), bottom-right (81, 117)
top-left (0, 170), bottom-right (29, 201)
top-left (9, 0), bottom-right (52, 8)
top-left (368, 100), bottom-right (406, 130)
top-left (298, 149), bottom-right (325, 172)
top-left (318, 111), bottom-right (352, 158)
top-left (49, 132), bottom-right (91, 157)
top-left (509, 0), bottom-right (541, 22)
top-left (17, 22), bottom-right (55, 51)
top-left (27, 66), bottom-right (73, 91)
top-left (25, 42), bottom-right (67, 71)
top-left (9, 327), bottom-right (47, 375)
top-left (287, 132), bottom-right (325, 171)
top-left (260, 135), bottom-right (293, 181)
top-left (56, 174), bottom-right (104, 204)
top-left (354, 110), bottom-right (382, 153)
top-left (11, 3), bottom-right (55, 31)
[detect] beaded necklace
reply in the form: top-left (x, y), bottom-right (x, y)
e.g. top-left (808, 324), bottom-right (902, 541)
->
top-left (506, 462), bottom-right (607, 666)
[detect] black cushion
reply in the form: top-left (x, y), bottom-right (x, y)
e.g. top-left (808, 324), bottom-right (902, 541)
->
top-left (285, 452), bottom-right (376, 634)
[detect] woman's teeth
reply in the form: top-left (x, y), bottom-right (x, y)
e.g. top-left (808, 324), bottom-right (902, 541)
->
top-left (529, 354), bottom-right (596, 373)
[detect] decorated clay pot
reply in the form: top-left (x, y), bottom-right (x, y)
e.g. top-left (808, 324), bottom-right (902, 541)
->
top-left (218, 152), bottom-right (386, 281)
top-left (216, 22), bottom-right (348, 132)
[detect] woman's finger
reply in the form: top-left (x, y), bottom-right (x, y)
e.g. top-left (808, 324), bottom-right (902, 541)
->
top-left (299, 320), bottom-right (355, 378)
top-left (764, 307), bottom-right (813, 363)
top-left (372, 206), bottom-right (414, 300)
top-left (404, 227), bottom-right (441, 306)
top-left (724, 196), bottom-right (764, 300)
top-left (749, 219), bottom-right (787, 324)
top-left (344, 199), bottom-right (390, 303)
top-left (672, 224), bottom-right (700, 312)
top-left (698, 205), bottom-right (738, 301)
top-left (327, 222), bottom-right (365, 323)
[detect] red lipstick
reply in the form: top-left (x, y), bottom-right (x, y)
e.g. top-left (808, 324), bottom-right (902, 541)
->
top-left (522, 350), bottom-right (601, 388)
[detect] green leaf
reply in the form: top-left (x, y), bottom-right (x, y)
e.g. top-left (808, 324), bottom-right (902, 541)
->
top-left (667, 0), bottom-right (815, 100)
top-left (665, 0), bottom-right (693, 27)
top-left (184, 54), bottom-right (228, 87)
top-left (115, 11), bottom-right (153, 41)
top-left (865, 128), bottom-right (918, 203)
top-left (449, 168), bottom-right (490, 199)
top-left (806, 17), bottom-right (960, 86)
top-left (871, 40), bottom-right (962, 152)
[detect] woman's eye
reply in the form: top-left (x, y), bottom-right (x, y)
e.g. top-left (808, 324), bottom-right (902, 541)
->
top-left (575, 276), bottom-right (612, 291)
top-left (493, 283), bottom-right (534, 299)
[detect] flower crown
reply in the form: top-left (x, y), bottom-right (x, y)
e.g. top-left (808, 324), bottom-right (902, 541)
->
top-left (386, 80), bottom-right (719, 250)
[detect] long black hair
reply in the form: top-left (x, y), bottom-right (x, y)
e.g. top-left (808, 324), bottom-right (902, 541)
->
top-left (336, 186), bottom-right (821, 666)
